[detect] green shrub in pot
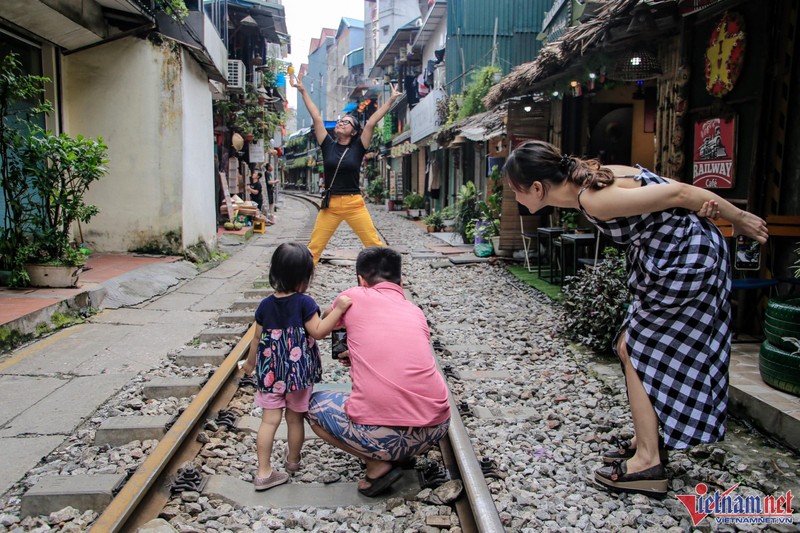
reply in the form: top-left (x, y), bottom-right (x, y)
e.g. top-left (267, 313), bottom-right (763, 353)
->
top-left (561, 247), bottom-right (630, 354)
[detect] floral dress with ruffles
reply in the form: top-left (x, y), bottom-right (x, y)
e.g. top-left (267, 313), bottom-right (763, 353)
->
top-left (254, 293), bottom-right (322, 394)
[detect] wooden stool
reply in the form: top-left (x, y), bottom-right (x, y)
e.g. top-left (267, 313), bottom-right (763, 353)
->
top-left (253, 219), bottom-right (266, 234)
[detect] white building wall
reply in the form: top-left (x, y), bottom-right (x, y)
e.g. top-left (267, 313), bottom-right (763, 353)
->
top-left (61, 37), bottom-right (215, 253)
top-left (181, 48), bottom-right (216, 250)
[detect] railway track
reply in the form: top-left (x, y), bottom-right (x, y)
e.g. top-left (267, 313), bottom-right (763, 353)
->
top-left (11, 194), bottom-right (796, 532)
top-left (85, 194), bottom-right (503, 532)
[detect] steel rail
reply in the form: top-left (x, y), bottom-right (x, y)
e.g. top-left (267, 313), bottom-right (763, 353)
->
top-left (430, 348), bottom-right (504, 533)
top-left (443, 391), bottom-right (505, 532)
top-left (90, 325), bottom-right (255, 533)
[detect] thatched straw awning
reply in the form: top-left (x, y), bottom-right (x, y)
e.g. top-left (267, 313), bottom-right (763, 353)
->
top-left (484, 0), bottom-right (638, 109)
top-left (435, 105), bottom-right (507, 145)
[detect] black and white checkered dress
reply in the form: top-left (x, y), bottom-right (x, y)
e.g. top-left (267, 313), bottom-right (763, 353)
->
top-left (578, 168), bottom-right (731, 450)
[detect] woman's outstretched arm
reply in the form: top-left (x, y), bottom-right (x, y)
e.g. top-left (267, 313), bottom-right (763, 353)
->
top-left (360, 83), bottom-right (401, 148)
top-left (290, 73), bottom-right (328, 145)
top-left (582, 180), bottom-right (768, 243)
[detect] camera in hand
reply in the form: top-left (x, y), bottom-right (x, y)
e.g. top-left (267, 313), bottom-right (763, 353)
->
top-left (331, 329), bottom-right (347, 359)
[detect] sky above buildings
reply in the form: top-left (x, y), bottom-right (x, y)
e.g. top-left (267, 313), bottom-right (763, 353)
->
top-left (284, 0), bottom-right (365, 110)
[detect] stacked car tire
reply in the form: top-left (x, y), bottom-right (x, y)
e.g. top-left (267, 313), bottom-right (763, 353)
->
top-left (760, 296), bottom-right (800, 396)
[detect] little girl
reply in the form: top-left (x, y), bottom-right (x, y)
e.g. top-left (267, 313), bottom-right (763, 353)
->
top-left (242, 242), bottom-right (352, 491)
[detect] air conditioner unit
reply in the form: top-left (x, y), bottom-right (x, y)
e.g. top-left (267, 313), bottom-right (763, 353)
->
top-left (227, 59), bottom-right (245, 89)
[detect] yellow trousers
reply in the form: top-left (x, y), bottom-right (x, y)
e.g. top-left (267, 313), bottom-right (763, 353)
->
top-left (308, 194), bottom-right (384, 263)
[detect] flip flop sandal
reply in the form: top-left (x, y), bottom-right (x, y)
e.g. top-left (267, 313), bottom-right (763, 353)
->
top-left (358, 465), bottom-right (403, 497)
top-left (602, 436), bottom-right (669, 465)
top-left (594, 460), bottom-right (668, 498)
top-left (253, 470), bottom-right (289, 491)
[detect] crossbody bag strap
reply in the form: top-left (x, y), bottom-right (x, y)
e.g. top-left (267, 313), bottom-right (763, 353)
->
top-left (328, 147), bottom-right (349, 190)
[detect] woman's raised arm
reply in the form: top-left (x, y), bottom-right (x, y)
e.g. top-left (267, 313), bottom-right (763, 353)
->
top-left (360, 83), bottom-right (401, 148)
top-left (290, 73), bottom-right (328, 145)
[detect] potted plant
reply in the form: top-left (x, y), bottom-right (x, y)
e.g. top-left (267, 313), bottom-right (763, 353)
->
top-left (474, 181), bottom-right (503, 250)
top-left (476, 217), bottom-right (501, 252)
top-left (1, 53), bottom-right (107, 288)
top-left (1, 54), bottom-right (50, 287)
top-left (455, 181), bottom-right (480, 242)
top-left (440, 205), bottom-right (457, 229)
top-left (20, 130), bottom-right (107, 287)
top-left (561, 247), bottom-right (630, 353)
top-left (422, 210), bottom-right (444, 233)
top-left (366, 178), bottom-right (384, 204)
top-left (403, 192), bottom-right (425, 218)
top-left (561, 209), bottom-right (579, 233)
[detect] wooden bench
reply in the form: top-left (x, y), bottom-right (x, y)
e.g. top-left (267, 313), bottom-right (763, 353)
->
top-left (765, 215), bottom-right (800, 237)
top-left (712, 215), bottom-right (800, 238)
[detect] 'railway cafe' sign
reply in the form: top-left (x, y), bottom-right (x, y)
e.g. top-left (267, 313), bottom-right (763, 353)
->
top-left (692, 116), bottom-right (736, 189)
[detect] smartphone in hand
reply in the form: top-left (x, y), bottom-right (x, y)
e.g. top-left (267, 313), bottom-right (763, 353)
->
top-left (735, 235), bottom-right (761, 270)
top-left (331, 329), bottom-right (347, 359)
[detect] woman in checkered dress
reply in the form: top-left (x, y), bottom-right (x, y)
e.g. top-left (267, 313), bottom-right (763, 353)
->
top-left (503, 140), bottom-right (768, 497)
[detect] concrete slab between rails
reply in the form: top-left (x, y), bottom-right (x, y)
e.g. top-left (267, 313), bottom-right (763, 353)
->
top-left (453, 370), bottom-right (512, 380)
top-left (410, 252), bottom-right (444, 260)
top-left (244, 288), bottom-right (274, 299)
top-left (445, 344), bottom-right (493, 355)
top-left (218, 312), bottom-right (254, 325)
top-left (142, 377), bottom-right (206, 400)
top-left (198, 326), bottom-right (247, 343)
top-left (94, 415), bottom-right (173, 447)
top-left (230, 299), bottom-right (259, 311)
top-left (203, 470), bottom-right (420, 509)
top-left (471, 405), bottom-right (542, 420)
top-left (173, 348), bottom-right (230, 367)
top-left (448, 254), bottom-right (491, 265)
top-left (20, 474), bottom-right (126, 518)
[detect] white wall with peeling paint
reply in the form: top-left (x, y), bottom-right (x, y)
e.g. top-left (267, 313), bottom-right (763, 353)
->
top-left (61, 37), bottom-right (216, 254)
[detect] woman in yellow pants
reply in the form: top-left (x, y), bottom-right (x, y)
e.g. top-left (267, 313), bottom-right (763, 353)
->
top-left (291, 72), bottom-right (401, 263)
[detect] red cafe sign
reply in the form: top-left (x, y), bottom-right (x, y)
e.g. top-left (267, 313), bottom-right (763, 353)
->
top-left (692, 116), bottom-right (736, 189)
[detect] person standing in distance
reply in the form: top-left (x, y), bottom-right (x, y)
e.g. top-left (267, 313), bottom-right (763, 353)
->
top-left (290, 72), bottom-right (401, 264)
top-left (265, 163), bottom-right (279, 223)
top-left (246, 170), bottom-right (264, 211)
